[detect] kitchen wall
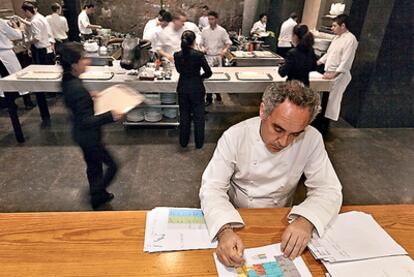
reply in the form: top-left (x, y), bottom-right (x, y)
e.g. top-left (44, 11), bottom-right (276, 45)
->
top-left (302, 0), bottom-right (321, 29)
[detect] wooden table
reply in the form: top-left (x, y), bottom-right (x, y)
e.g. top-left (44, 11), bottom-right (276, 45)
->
top-left (1, 205), bottom-right (412, 276)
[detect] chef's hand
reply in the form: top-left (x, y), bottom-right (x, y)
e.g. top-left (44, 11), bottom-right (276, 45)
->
top-left (89, 90), bottom-right (102, 98)
top-left (323, 71), bottom-right (339, 79)
top-left (317, 60), bottom-right (323, 66)
top-left (216, 226), bottom-right (245, 267)
top-left (27, 48), bottom-right (32, 58)
top-left (165, 54), bottom-right (174, 63)
top-left (111, 109), bottom-right (126, 121)
top-left (220, 49), bottom-right (228, 57)
top-left (280, 216), bottom-right (313, 260)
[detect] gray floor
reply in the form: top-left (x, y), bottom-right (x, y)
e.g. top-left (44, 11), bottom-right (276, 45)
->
top-left (0, 94), bottom-right (413, 212)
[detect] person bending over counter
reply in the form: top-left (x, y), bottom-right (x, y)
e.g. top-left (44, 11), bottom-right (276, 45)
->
top-left (200, 81), bottom-right (342, 267)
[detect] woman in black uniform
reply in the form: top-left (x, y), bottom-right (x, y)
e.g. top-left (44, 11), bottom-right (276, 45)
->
top-left (174, 30), bottom-right (212, 149)
top-left (59, 42), bottom-right (125, 209)
top-left (278, 24), bottom-right (317, 86)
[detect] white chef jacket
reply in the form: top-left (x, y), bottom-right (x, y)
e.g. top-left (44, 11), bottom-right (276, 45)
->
top-left (143, 18), bottom-right (159, 41)
top-left (25, 13), bottom-right (54, 49)
top-left (201, 25), bottom-right (232, 56)
top-left (198, 16), bottom-right (209, 29)
top-left (278, 18), bottom-right (297, 47)
top-left (0, 19), bottom-right (28, 96)
top-left (156, 23), bottom-right (185, 57)
top-left (200, 117), bottom-right (342, 241)
top-left (78, 10), bottom-right (92, 35)
top-left (250, 20), bottom-right (266, 34)
top-left (184, 21), bottom-right (202, 47)
top-left (148, 25), bottom-right (162, 50)
top-left (46, 13), bottom-right (68, 41)
top-left (319, 31), bottom-right (358, 120)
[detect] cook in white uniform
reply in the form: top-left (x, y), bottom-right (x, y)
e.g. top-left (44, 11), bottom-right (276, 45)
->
top-left (200, 81), bottom-right (342, 267)
top-left (46, 3), bottom-right (69, 48)
top-left (147, 12), bottom-right (172, 51)
top-left (277, 13), bottom-right (298, 57)
top-left (318, 14), bottom-right (358, 121)
top-left (0, 18), bottom-right (35, 109)
top-left (184, 21), bottom-right (202, 48)
top-left (156, 11), bottom-right (187, 63)
top-left (198, 5), bottom-right (209, 30)
top-left (143, 9), bottom-right (165, 41)
top-left (78, 2), bottom-right (101, 41)
top-left (250, 13), bottom-right (267, 36)
top-left (200, 11), bottom-right (232, 104)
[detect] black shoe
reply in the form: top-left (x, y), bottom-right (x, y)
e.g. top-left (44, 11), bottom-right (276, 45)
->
top-left (40, 118), bottom-right (51, 129)
top-left (24, 103), bottom-right (36, 110)
top-left (91, 193), bottom-right (114, 210)
top-left (216, 94), bottom-right (222, 102)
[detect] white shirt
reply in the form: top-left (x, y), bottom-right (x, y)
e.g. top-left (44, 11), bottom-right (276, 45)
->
top-left (251, 20), bottom-right (266, 34)
top-left (148, 25), bottom-right (163, 50)
top-left (199, 117), bottom-right (343, 240)
top-left (184, 21), bottom-right (202, 46)
top-left (143, 18), bottom-right (159, 41)
top-left (25, 13), bottom-right (54, 49)
top-left (0, 19), bottom-right (22, 50)
top-left (278, 17), bottom-right (297, 47)
top-left (201, 24), bottom-right (232, 56)
top-left (156, 23), bottom-right (185, 57)
top-left (319, 31), bottom-right (358, 73)
top-left (46, 13), bottom-right (68, 41)
top-left (198, 15), bottom-right (209, 29)
top-left (78, 10), bottom-right (92, 34)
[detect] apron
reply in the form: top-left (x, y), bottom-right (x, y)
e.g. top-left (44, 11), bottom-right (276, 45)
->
top-left (325, 71), bottom-right (352, 121)
top-left (0, 49), bottom-right (28, 97)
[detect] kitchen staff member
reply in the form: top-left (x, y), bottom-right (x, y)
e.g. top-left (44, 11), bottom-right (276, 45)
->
top-left (59, 42), bottom-right (125, 209)
top-left (184, 20), bottom-right (202, 48)
top-left (174, 30), bottom-right (212, 149)
top-left (156, 11), bottom-right (187, 63)
top-left (250, 13), bottom-right (267, 36)
top-left (200, 11), bottom-right (232, 105)
top-left (277, 13), bottom-right (298, 57)
top-left (200, 81), bottom-right (342, 267)
top-left (198, 5), bottom-right (209, 30)
top-left (21, 1), bottom-right (55, 124)
top-left (147, 11), bottom-right (172, 51)
top-left (78, 2), bottom-right (101, 41)
top-left (318, 14), bottom-right (358, 122)
top-left (143, 9), bottom-right (165, 41)
top-left (46, 3), bottom-right (69, 50)
top-left (0, 18), bottom-right (35, 109)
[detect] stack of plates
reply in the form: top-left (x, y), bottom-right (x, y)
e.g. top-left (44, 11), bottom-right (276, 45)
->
top-left (127, 108), bottom-right (145, 122)
top-left (161, 93), bottom-right (176, 104)
top-left (144, 93), bottom-right (161, 105)
top-left (145, 108), bottom-right (163, 122)
top-left (163, 108), bottom-right (177, 119)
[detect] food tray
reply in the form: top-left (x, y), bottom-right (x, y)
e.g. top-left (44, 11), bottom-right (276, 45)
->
top-left (79, 71), bottom-right (114, 80)
top-left (209, 72), bottom-right (230, 81)
top-left (235, 72), bottom-right (273, 81)
top-left (16, 71), bottom-right (61, 80)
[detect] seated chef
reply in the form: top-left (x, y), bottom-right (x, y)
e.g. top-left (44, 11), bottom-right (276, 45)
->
top-left (199, 80), bottom-right (342, 267)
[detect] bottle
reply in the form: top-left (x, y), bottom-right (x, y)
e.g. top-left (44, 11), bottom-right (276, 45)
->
top-left (155, 58), bottom-right (161, 71)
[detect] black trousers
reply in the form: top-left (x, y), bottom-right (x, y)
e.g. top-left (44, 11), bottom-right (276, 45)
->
top-left (277, 46), bottom-right (292, 58)
top-left (178, 92), bottom-right (205, 148)
top-left (0, 58), bottom-right (34, 108)
top-left (80, 143), bottom-right (118, 202)
top-left (31, 46), bottom-right (53, 120)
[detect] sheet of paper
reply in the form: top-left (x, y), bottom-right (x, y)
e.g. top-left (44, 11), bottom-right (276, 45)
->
top-left (144, 207), bottom-right (217, 252)
top-left (94, 84), bottom-right (144, 115)
top-left (214, 243), bottom-right (312, 277)
top-left (323, 255), bottom-right (414, 277)
top-left (308, 211), bottom-right (407, 262)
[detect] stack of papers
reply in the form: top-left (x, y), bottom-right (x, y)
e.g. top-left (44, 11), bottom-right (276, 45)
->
top-left (214, 243), bottom-right (312, 277)
top-left (308, 211), bottom-right (414, 277)
top-left (144, 207), bottom-right (217, 252)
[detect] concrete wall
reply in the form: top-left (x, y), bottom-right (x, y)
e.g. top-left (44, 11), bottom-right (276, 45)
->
top-left (302, 0), bottom-right (321, 29)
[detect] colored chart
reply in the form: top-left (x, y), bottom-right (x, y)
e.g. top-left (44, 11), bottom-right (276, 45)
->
top-left (236, 255), bottom-right (301, 277)
top-left (168, 209), bottom-right (206, 225)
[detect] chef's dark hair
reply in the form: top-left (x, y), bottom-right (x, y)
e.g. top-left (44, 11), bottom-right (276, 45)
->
top-left (158, 9), bottom-right (166, 16)
top-left (181, 30), bottom-right (195, 54)
top-left (161, 11), bottom-right (172, 23)
top-left (293, 24), bottom-right (314, 50)
top-left (202, 5), bottom-right (209, 10)
top-left (334, 14), bottom-right (350, 29)
top-left (259, 13), bottom-right (267, 20)
top-left (208, 11), bottom-right (218, 18)
top-left (51, 3), bottom-right (61, 12)
top-left (83, 1), bottom-right (94, 9)
top-left (290, 13), bottom-right (298, 20)
top-left (58, 42), bottom-right (85, 73)
top-left (21, 2), bottom-right (36, 14)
